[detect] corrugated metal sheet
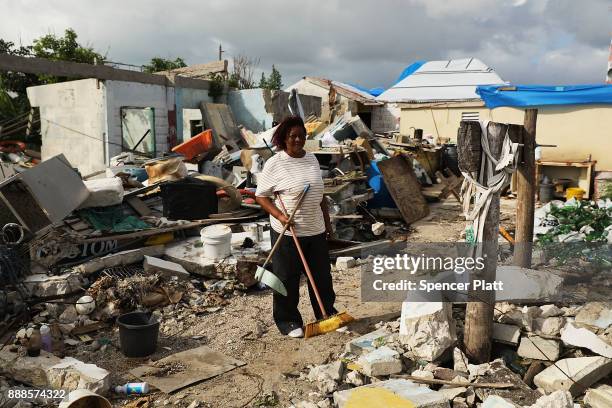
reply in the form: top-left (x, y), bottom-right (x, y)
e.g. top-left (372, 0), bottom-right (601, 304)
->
top-left (377, 58), bottom-right (506, 103)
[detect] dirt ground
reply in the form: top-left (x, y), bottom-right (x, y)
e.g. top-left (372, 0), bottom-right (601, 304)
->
top-left (83, 195), bottom-right (515, 407)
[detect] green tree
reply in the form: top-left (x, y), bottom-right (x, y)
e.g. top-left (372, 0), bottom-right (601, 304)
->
top-left (258, 72), bottom-right (268, 88)
top-left (0, 29), bottom-right (105, 132)
top-left (143, 57), bottom-right (187, 73)
top-left (31, 28), bottom-right (106, 84)
top-left (267, 65), bottom-right (283, 90)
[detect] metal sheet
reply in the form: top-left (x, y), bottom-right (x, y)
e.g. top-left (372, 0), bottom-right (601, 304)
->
top-left (16, 154), bottom-right (89, 223)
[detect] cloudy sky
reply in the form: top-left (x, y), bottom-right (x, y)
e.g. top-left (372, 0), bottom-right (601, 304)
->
top-left (1, 0), bottom-right (610, 89)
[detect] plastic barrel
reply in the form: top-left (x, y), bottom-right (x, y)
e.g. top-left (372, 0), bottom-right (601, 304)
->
top-left (443, 144), bottom-right (460, 176)
top-left (117, 312), bottom-right (159, 357)
top-left (539, 182), bottom-right (554, 203)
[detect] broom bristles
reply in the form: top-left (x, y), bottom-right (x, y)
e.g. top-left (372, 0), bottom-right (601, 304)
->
top-left (304, 312), bottom-right (354, 338)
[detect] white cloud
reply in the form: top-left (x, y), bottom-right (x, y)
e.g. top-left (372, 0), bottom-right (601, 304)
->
top-left (0, 0), bottom-right (609, 87)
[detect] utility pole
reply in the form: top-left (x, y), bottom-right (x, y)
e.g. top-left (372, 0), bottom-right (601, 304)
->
top-left (459, 121), bottom-right (505, 363)
top-left (218, 44), bottom-right (225, 61)
top-left (513, 109), bottom-right (537, 268)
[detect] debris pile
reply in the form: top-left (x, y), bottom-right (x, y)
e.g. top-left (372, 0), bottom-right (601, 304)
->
top-left (289, 299), bottom-right (611, 408)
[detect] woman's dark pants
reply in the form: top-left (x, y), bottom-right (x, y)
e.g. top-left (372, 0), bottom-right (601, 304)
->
top-left (270, 229), bottom-right (337, 334)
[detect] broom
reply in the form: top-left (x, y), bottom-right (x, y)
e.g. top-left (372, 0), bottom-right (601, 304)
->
top-left (275, 193), bottom-right (354, 338)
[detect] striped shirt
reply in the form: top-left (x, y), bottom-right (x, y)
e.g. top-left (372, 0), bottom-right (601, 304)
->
top-left (255, 151), bottom-right (325, 237)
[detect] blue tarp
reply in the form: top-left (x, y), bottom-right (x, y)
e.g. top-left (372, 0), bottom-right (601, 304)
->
top-left (349, 83), bottom-right (385, 97)
top-left (476, 84), bottom-right (612, 109)
top-left (393, 60), bottom-right (426, 85)
top-left (366, 160), bottom-right (396, 209)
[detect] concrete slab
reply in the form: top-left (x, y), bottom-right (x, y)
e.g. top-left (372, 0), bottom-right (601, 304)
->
top-left (333, 379), bottom-right (450, 408)
top-left (518, 336), bottom-right (561, 361)
top-left (534, 356), bottom-right (612, 396)
top-left (493, 323), bottom-right (521, 345)
top-left (584, 384), bottom-right (612, 408)
top-left (560, 323), bottom-right (612, 359)
top-left (143, 256), bottom-right (190, 280)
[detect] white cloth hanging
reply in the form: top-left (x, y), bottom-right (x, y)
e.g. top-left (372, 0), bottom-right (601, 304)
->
top-left (460, 120), bottom-right (520, 245)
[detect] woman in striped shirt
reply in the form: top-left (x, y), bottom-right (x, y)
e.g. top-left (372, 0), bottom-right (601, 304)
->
top-left (255, 116), bottom-right (338, 338)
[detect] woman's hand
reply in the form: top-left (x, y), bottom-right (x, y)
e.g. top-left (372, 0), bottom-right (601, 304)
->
top-left (276, 213), bottom-right (293, 226)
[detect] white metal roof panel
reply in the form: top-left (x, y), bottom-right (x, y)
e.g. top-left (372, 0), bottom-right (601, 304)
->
top-left (377, 58), bottom-right (506, 103)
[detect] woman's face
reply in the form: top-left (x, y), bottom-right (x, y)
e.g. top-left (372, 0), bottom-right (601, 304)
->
top-left (285, 126), bottom-right (306, 156)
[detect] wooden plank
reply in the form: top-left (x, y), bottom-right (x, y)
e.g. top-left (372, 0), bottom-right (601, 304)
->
top-left (377, 155), bottom-right (429, 224)
top-left (199, 103), bottom-right (242, 150)
top-left (126, 196), bottom-right (153, 217)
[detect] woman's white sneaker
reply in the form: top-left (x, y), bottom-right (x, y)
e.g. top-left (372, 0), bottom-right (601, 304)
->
top-left (287, 327), bottom-right (304, 338)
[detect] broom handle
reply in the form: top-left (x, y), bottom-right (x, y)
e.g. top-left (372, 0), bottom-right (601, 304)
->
top-left (261, 185), bottom-right (310, 269)
top-left (276, 194), bottom-right (329, 319)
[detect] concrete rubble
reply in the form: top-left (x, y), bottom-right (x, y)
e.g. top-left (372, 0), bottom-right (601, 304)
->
top-left (584, 384), bottom-right (612, 408)
top-left (517, 336), bottom-right (561, 361)
top-left (399, 302), bottom-right (457, 361)
top-left (533, 356), bottom-right (612, 396)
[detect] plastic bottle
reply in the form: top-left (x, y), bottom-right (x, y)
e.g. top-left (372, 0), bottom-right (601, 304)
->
top-left (115, 383), bottom-right (149, 395)
top-left (40, 324), bottom-right (52, 352)
top-left (26, 326), bottom-right (41, 357)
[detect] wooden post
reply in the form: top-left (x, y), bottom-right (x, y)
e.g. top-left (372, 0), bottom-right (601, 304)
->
top-left (513, 109), bottom-right (537, 267)
top-left (461, 121), bottom-right (505, 363)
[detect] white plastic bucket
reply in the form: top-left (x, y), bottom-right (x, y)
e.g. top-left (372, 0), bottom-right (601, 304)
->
top-left (58, 389), bottom-right (112, 408)
top-left (200, 224), bottom-right (232, 260)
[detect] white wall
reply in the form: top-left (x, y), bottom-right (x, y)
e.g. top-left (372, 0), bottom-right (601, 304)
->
top-left (104, 80), bottom-right (170, 158)
top-left (27, 79), bottom-right (107, 176)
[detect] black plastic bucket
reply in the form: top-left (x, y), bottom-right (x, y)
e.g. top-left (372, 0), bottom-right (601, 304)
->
top-left (117, 312), bottom-right (159, 358)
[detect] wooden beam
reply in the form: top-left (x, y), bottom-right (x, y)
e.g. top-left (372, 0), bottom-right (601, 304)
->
top-left (462, 121), bottom-right (505, 364)
top-left (513, 109), bottom-right (537, 268)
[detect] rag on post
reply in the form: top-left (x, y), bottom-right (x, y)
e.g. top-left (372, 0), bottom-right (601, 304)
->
top-left (460, 120), bottom-right (520, 246)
